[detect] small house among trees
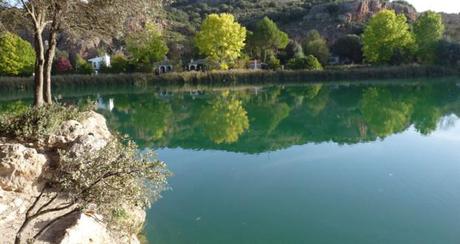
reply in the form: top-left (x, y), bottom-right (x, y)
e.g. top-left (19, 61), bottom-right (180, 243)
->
top-left (187, 59), bottom-right (209, 71)
top-left (155, 59), bottom-right (173, 74)
top-left (88, 54), bottom-right (111, 71)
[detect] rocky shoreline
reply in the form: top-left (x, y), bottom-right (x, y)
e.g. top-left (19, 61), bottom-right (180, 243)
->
top-left (0, 112), bottom-right (145, 244)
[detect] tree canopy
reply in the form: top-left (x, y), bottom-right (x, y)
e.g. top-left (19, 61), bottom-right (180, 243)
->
top-left (413, 11), bottom-right (445, 64)
top-left (126, 24), bottom-right (169, 66)
top-left (332, 34), bottom-right (363, 64)
top-left (303, 30), bottom-right (330, 65)
top-left (0, 32), bottom-right (35, 75)
top-left (362, 10), bottom-right (415, 64)
top-left (195, 13), bottom-right (247, 69)
top-left (247, 16), bottom-right (289, 62)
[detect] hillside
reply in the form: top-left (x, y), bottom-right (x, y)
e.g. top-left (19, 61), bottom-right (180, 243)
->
top-left (165, 0), bottom-right (459, 51)
top-left (1, 0), bottom-right (459, 61)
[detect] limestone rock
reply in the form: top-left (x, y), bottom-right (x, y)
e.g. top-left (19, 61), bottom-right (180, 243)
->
top-left (0, 143), bottom-right (47, 193)
top-left (57, 213), bottom-right (114, 244)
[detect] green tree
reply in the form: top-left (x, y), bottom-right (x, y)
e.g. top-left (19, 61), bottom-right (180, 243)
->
top-left (362, 10), bottom-right (415, 64)
top-left (127, 24), bottom-right (169, 66)
top-left (247, 17), bottom-right (289, 62)
top-left (0, 32), bottom-right (35, 75)
top-left (195, 13), bottom-right (247, 69)
top-left (332, 34), bottom-right (363, 63)
top-left (279, 40), bottom-right (304, 64)
top-left (413, 11), bottom-right (445, 64)
top-left (200, 91), bottom-right (249, 144)
top-left (303, 30), bottom-right (330, 65)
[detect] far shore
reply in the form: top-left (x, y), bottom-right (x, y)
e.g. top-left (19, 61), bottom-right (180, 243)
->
top-left (0, 65), bottom-right (459, 96)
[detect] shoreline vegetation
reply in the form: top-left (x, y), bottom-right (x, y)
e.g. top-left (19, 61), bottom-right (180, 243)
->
top-left (0, 65), bottom-right (458, 93)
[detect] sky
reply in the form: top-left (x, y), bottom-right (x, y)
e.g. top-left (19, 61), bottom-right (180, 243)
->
top-left (407, 0), bottom-right (460, 13)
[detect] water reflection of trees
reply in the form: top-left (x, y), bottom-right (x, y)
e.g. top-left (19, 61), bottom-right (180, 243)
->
top-left (95, 83), bottom-right (460, 153)
top-left (200, 91), bottom-right (249, 144)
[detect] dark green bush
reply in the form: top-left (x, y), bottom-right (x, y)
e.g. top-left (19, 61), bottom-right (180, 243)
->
top-left (287, 55), bottom-right (323, 70)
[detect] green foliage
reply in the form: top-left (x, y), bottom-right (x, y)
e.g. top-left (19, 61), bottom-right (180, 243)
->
top-left (267, 54), bottom-right (281, 70)
top-left (195, 13), bottom-right (247, 69)
top-left (105, 53), bottom-right (130, 73)
top-left (55, 136), bottom-right (170, 232)
top-left (362, 10), bottom-right (415, 64)
top-left (0, 103), bottom-right (91, 141)
top-left (303, 30), bottom-right (330, 65)
top-left (200, 91), bottom-right (249, 144)
top-left (75, 55), bottom-right (94, 74)
top-left (435, 40), bottom-right (460, 66)
top-left (247, 16), bottom-right (289, 62)
top-left (361, 87), bottom-right (412, 137)
top-left (414, 11), bottom-right (445, 64)
top-left (287, 55), bottom-right (323, 70)
top-left (126, 24), bottom-right (169, 65)
top-left (279, 40), bottom-right (304, 64)
top-left (0, 32), bottom-right (35, 76)
top-left (332, 34), bottom-right (363, 63)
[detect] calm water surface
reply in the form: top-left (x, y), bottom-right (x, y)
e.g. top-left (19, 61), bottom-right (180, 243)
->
top-left (3, 81), bottom-right (460, 243)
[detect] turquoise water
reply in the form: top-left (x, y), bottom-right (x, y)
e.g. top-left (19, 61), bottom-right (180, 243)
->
top-left (3, 81), bottom-right (460, 243)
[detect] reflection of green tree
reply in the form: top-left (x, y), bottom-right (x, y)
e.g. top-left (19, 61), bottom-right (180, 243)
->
top-left (412, 105), bottom-right (440, 135)
top-left (411, 86), bottom-right (442, 135)
top-left (250, 103), bottom-right (290, 134)
top-left (361, 88), bottom-right (413, 137)
top-left (131, 98), bottom-right (173, 141)
top-left (200, 91), bottom-right (249, 144)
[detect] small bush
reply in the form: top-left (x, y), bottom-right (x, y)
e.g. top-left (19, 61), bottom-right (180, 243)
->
top-left (287, 55), bottom-right (323, 70)
top-left (107, 53), bottom-right (130, 73)
top-left (54, 57), bottom-right (73, 74)
top-left (75, 55), bottom-right (94, 75)
top-left (0, 103), bottom-right (92, 141)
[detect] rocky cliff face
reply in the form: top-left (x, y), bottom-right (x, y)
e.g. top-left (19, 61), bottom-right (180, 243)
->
top-left (283, 0), bottom-right (417, 43)
top-left (0, 112), bottom-right (144, 244)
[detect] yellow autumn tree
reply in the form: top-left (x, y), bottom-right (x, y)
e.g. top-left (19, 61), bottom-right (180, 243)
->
top-left (195, 13), bottom-right (247, 69)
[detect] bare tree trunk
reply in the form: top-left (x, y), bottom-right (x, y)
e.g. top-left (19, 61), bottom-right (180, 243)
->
top-left (34, 26), bottom-right (45, 107)
top-left (44, 30), bottom-right (57, 104)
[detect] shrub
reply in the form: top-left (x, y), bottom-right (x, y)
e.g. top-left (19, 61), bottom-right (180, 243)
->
top-left (54, 57), bottom-right (73, 74)
top-left (279, 40), bottom-right (304, 64)
top-left (332, 34), bottom-right (363, 64)
top-left (75, 55), bottom-right (94, 74)
top-left (0, 103), bottom-right (91, 141)
top-left (303, 30), bottom-right (330, 65)
top-left (436, 40), bottom-right (460, 66)
top-left (287, 55), bottom-right (323, 70)
top-left (267, 54), bottom-right (281, 70)
top-left (101, 53), bottom-right (131, 74)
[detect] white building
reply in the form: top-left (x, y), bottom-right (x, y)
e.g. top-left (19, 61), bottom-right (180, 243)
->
top-left (88, 54), bottom-right (111, 71)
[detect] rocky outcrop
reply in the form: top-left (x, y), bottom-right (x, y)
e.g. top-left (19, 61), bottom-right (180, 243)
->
top-left (287, 0), bottom-right (418, 43)
top-left (0, 144), bottom-right (47, 193)
top-left (0, 112), bottom-right (143, 244)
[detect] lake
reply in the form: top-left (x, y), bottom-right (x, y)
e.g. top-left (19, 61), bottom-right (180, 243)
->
top-left (2, 80), bottom-right (460, 243)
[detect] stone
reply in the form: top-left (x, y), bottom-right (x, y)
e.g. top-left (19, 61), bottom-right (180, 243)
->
top-left (58, 213), bottom-right (114, 244)
top-left (0, 143), bottom-right (47, 193)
